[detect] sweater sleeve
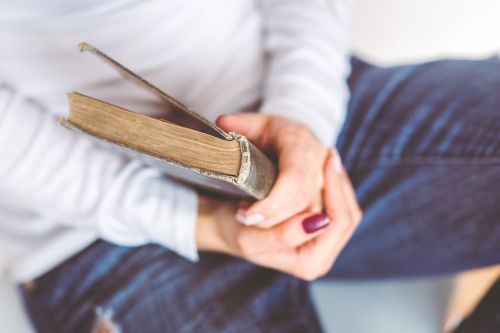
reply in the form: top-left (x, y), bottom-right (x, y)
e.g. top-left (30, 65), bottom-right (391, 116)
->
top-left (259, 0), bottom-right (352, 146)
top-left (0, 83), bottom-right (199, 261)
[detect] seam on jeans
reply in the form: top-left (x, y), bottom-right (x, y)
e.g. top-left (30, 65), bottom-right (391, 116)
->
top-left (290, 277), bottom-right (316, 331)
top-left (290, 277), bottom-right (303, 309)
top-left (350, 155), bottom-right (500, 171)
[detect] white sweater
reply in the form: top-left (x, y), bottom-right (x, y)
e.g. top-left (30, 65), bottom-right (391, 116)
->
top-left (0, 0), bottom-right (351, 281)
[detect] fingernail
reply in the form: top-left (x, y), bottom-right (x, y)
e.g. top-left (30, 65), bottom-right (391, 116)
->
top-left (332, 149), bottom-right (343, 174)
top-left (236, 211), bottom-right (265, 226)
top-left (302, 214), bottom-right (330, 234)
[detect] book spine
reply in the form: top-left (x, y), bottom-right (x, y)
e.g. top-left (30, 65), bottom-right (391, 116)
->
top-left (233, 133), bottom-right (277, 199)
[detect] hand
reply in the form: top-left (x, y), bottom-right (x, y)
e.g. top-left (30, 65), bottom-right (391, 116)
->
top-left (196, 149), bottom-right (363, 280)
top-left (216, 113), bottom-right (328, 228)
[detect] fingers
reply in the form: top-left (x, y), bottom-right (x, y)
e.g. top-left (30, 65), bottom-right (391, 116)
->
top-left (232, 211), bottom-right (330, 280)
top-left (249, 237), bottom-right (327, 281)
top-left (323, 149), bottom-right (353, 229)
top-left (330, 148), bottom-right (363, 227)
top-left (219, 113), bottom-right (315, 228)
top-left (237, 167), bottom-right (311, 227)
top-left (216, 114), bottom-right (360, 281)
top-left (233, 150), bottom-right (363, 282)
top-left (237, 142), bottom-right (326, 228)
top-left (219, 114), bottom-right (327, 229)
top-left (338, 168), bottom-right (363, 224)
top-left (216, 113), bottom-right (272, 147)
top-left (234, 212), bottom-right (329, 256)
top-left (290, 150), bottom-right (362, 280)
top-left (319, 149), bottom-right (361, 257)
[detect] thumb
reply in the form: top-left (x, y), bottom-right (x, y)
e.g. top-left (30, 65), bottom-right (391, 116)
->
top-left (216, 113), bottom-right (271, 145)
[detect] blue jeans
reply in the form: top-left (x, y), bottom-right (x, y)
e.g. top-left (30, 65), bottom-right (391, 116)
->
top-left (20, 58), bottom-right (500, 332)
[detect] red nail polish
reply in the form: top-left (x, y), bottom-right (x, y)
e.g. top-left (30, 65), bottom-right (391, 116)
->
top-left (302, 214), bottom-right (330, 234)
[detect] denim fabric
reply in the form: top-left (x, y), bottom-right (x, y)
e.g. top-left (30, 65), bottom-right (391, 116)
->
top-left (20, 57), bottom-right (500, 332)
top-left (333, 57), bottom-right (500, 278)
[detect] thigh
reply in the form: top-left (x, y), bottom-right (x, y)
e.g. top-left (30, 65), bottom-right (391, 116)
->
top-left (331, 57), bottom-right (500, 278)
top-left (20, 241), bottom-right (322, 333)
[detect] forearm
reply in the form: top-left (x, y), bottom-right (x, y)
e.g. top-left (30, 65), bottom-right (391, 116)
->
top-left (260, 0), bottom-right (352, 145)
top-left (0, 83), bottom-right (199, 260)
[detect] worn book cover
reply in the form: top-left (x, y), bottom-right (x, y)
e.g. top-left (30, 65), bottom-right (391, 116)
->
top-left (61, 43), bottom-right (276, 199)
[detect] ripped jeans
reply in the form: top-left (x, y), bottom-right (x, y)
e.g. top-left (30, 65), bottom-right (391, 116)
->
top-left (20, 57), bottom-right (500, 332)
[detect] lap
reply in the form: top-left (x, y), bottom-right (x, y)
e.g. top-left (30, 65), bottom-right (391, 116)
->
top-left (20, 241), bottom-right (322, 333)
top-left (332, 57), bottom-right (500, 278)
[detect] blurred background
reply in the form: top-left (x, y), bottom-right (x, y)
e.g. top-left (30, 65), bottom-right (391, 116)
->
top-left (1, 0), bottom-right (500, 332)
top-left (351, 0), bottom-right (500, 64)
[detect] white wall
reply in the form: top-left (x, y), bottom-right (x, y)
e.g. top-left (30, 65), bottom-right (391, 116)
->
top-left (351, 0), bottom-right (500, 65)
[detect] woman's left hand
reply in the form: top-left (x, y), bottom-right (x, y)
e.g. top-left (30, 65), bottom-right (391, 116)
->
top-left (217, 113), bottom-right (328, 228)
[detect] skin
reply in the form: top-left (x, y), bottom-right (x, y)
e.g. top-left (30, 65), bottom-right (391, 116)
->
top-left (216, 113), bottom-right (328, 228)
top-left (196, 114), bottom-right (363, 281)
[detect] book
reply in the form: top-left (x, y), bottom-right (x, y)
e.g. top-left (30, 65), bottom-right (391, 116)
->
top-left (61, 43), bottom-right (276, 199)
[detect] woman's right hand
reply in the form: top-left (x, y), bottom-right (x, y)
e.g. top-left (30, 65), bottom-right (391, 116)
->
top-left (196, 149), bottom-right (363, 281)
top-left (196, 194), bottom-right (329, 264)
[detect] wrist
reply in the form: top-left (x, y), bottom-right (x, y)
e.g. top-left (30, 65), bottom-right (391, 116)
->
top-left (196, 195), bottom-right (237, 255)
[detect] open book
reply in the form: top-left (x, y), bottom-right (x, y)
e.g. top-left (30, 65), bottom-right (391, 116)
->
top-left (61, 43), bottom-right (276, 199)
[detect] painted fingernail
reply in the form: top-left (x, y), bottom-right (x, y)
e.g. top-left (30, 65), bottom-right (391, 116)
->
top-left (332, 149), bottom-right (343, 174)
top-left (236, 211), bottom-right (265, 225)
top-left (302, 214), bottom-right (330, 234)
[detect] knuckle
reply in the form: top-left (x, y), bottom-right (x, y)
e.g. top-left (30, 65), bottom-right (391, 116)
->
top-left (273, 229), bottom-right (292, 248)
top-left (300, 270), bottom-right (322, 282)
top-left (291, 265), bottom-right (316, 281)
top-left (290, 263), bottom-right (310, 281)
top-left (295, 259), bottom-right (325, 281)
top-left (308, 260), bottom-right (332, 280)
top-left (281, 123), bottom-right (309, 138)
top-left (295, 124), bottom-right (313, 139)
top-left (318, 262), bottom-right (334, 278)
top-left (300, 273), bottom-right (317, 282)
